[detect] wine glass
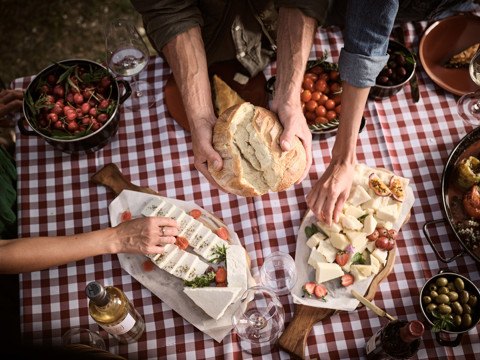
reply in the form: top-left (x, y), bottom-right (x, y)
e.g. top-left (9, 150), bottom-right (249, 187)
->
top-left (457, 46), bottom-right (480, 125)
top-left (105, 18), bottom-right (156, 111)
top-left (61, 327), bottom-right (106, 350)
top-left (232, 286), bottom-right (285, 355)
top-left (259, 251), bottom-right (298, 295)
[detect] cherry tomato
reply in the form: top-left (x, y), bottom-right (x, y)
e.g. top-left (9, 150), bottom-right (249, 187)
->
top-left (367, 229), bottom-right (379, 241)
top-left (335, 104), bottom-right (342, 115)
top-left (215, 267), bottom-right (227, 283)
top-left (326, 110), bottom-right (337, 121)
top-left (301, 90), bottom-right (312, 103)
top-left (217, 227), bottom-right (229, 241)
top-left (385, 238), bottom-right (395, 251)
top-left (388, 229), bottom-right (398, 240)
top-left (315, 79), bottom-right (327, 92)
top-left (309, 66), bottom-right (324, 74)
top-left (319, 73), bottom-right (330, 82)
top-left (330, 82), bottom-right (342, 93)
top-left (332, 93), bottom-right (342, 105)
top-left (175, 236), bottom-right (189, 250)
top-left (377, 227), bottom-right (388, 237)
top-left (314, 116), bottom-right (329, 125)
top-left (190, 209), bottom-right (202, 219)
top-left (311, 91), bottom-right (321, 102)
top-left (305, 111), bottom-right (317, 123)
top-left (305, 100), bottom-right (318, 112)
top-left (329, 70), bottom-right (340, 81)
top-left (325, 99), bottom-right (336, 110)
top-left (375, 236), bottom-right (389, 250)
top-left (302, 78), bottom-right (315, 92)
top-left (315, 105), bottom-right (327, 117)
top-left (304, 72), bottom-right (318, 82)
top-left (463, 185), bottom-right (480, 219)
top-left (318, 94), bottom-right (329, 106)
top-left (142, 260), bottom-right (154, 272)
top-left (121, 210), bottom-right (132, 222)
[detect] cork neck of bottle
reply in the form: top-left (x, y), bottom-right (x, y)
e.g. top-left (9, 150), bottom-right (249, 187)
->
top-left (399, 320), bottom-right (425, 343)
top-left (85, 281), bottom-right (110, 307)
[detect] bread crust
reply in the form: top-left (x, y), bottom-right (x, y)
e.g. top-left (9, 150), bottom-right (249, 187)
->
top-left (209, 103), bottom-right (307, 197)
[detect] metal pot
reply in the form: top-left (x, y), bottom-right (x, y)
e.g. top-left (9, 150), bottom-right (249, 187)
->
top-left (420, 270), bottom-right (480, 347)
top-left (19, 59), bottom-right (131, 154)
top-left (423, 126), bottom-right (480, 263)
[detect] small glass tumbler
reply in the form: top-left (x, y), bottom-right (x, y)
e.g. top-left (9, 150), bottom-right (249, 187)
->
top-left (61, 327), bottom-right (106, 350)
top-left (260, 251), bottom-right (298, 295)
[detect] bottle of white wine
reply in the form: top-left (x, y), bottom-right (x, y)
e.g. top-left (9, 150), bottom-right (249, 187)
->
top-left (85, 281), bottom-right (145, 344)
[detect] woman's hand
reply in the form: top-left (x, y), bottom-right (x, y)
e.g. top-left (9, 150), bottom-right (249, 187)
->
top-left (113, 217), bottom-right (178, 254)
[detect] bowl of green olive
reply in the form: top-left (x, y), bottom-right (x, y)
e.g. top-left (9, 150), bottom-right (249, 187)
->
top-left (420, 270), bottom-right (480, 347)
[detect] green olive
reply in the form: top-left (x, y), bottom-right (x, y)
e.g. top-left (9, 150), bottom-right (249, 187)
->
top-left (462, 314), bottom-right (472, 328)
top-left (447, 291), bottom-right (459, 302)
top-left (451, 301), bottom-right (463, 315)
top-left (455, 278), bottom-right (465, 292)
top-left (460, 290), bottom-right (470, 304)
top-left (436, 277), bottom-right (448, 287)
top-left (429, 284), bottom-right (438, 292)
top-left (437, 304), bottom-right (452, 315)
top-left (463, 303), bottom-right (472, 315)
top-left (447, 282), bottom-right (456, 292)
top-left (453, 315), bottom-right (462, 327)
top-left (438, 286), bottom-right (449, 295)
top-left (468, 295), bottom-right (477, 307)
top-left (422, 296), bottom-right (432, 304)
top-left (430, 290), bottom-right (439, 299)
top-left (426, 303), bottom-right (438, 313)
top-left (436, 294), bottom-right (450, 304)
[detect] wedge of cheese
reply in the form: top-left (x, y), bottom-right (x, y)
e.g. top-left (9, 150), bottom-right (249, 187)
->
top-left (370, 253), bottom-right (381, 275)
top-left (315, 263), bottom-right (344, 283)
top-left (342, 214), bottom-right (363, 231)
top-left (344, 205), bottom-right (366, 219)
top-left (329, 232), bottom-right (350, 251)
top-left (306, 232), bottom-right (327, 248)
top-left (363, 214), bottom-right (377, 236)
top-left (316, 220), bottom-right (342, 235)
top-left (348, 185), bottom-right (372, 206)
top-left (226, 245), bottom-right (248, 290)
top-left (371, 248), bottom-right (388, 266)
top-left (350, 264), bottom-right (373, 282)
top-left (344, 230), bottom-right (368, 254)
top-left (376, 204), bottom-right (400, 223)
top-left (317, 238), bottom-right (338, 263)
top-left (194, 233), bottom-right (225, 262)
top-left (308, 247), bottom-right (327, 268)
top-left (184, 287), bottom-right (242, 320)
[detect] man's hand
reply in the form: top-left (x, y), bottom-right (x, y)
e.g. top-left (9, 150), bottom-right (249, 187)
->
top-left (0, 90), bottom-right (23, 127)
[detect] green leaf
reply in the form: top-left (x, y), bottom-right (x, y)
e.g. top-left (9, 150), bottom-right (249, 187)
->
top-left (208, 244), bottom-right (228, 266)
top-left (431, 311), bottom-right (454, 332)
top-left (351, 252), bottom-right (365, 264)
top-left (184, 272), bottom-right (216, 288)
top-left (357, 214), bottom-right (368, 222)
top-left (305, 223), bottom-right (319, 238)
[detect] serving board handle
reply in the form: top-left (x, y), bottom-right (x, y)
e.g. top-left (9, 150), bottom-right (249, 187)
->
top-left (278, 305), bottom-right (335, 359)
top-left (91, 163), bottom-right (159, 196)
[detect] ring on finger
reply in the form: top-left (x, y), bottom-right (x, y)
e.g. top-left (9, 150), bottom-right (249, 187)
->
top-left (161, 226), bottom-right (166, 235)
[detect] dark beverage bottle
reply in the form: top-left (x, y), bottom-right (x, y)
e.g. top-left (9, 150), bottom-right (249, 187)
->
top-left (365, 320), bottom-right (424, 359)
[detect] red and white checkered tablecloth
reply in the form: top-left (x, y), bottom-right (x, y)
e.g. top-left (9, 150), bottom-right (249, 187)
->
top-left (11, 18), bottom-right (480, 360)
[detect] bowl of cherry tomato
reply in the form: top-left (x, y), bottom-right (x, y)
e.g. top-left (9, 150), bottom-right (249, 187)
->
top-left (21, 59), bottom-right (131, 154)
top-left (369, 40), bottom-right (416, 100)
top-left (266, 53), bottom-right (346, 134)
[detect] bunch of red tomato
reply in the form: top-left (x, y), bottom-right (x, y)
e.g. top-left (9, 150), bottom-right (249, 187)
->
top-left (367, 227), bottom-right (398, 251)
top-left (32, 65), bottom-right (116, 138)
top-left (301, 64), bottom-right (342, 127)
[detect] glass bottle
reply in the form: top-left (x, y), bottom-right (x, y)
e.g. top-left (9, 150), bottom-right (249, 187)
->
top-left (85, 281), bottom-right (145, 344)
top-left (366, 320), bottom-right (424, 359)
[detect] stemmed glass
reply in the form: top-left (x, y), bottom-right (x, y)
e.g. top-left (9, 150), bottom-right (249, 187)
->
top-left (232, 286), bottom-right (285, 355)
top-left (105, 18), bottom-right (156, 111)
top-left (457, 46), bottom-right (480, 125)
top-left (259, 251), bottom-right (298, 295)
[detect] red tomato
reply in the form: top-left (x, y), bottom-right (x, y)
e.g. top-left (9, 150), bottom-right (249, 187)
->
top-left (367, 229), bottom-right (379, 241)
top-left (305, 100), bottom-right (318, 112)
top-left (318, 94), bottom-right (329, 106)
top-left (329, 70), bottom-right (340, 81)
top-left (305, 111), bottom-right (317, 123)
top-left (314, 116), bottom-right (329, 125)
top-left (302, 78), bottom-right (314, 92)
top-left (309, 66), bottom-right (324, 74)
top-left (464, 185), bottom-right (480, 219)
top-left (325, 99), bottom-right (336, 110)
top-left (311, 91), bottom-right (321, 102)
top-left (217, 227), bottom-right (229, 241)
top-left (388, 229), bottom-right (398, 240)
top-left (304, 72), bottom-right (318, 82)
top-left (326, 110), bottom-right (337, 121)
top-left (335, 104), bottom-right (342, 115)
top-left (190, 209), bottom-right (202, 219)
top-left (332, 93), bottom-right (342, 105)
top-left (330, 82), bottom-right (342, 93)
top-left (215, 267), bottom-right (227, 283)
top-left (375, 236), bottom-right (389, 250)
top-left (314, 79), bottom-right (327, 92)
top-left (301, 90), bottom-right (312, 103)
top-left (319, 73), bottom-right (330, 82)
top-left (142, 260), bottom-right (154, 272)
top-left (315, 105), bottom-right (327, 117)
top-left (121, 210), bottom-right (132, 222)
top-left (385, 238), bottom-right (395, 251)
top-left (216, 282), bottom-right (227, 287)
top-left (175, 236), bottom-right (189, 250)
top-left (377, 227), bottom-right (388, 237)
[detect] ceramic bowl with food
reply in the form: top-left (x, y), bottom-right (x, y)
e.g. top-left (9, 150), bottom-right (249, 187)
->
top-left (21, 59), bottom-right (131, 154)
top-left (420, 270), bottom-right (480, 347)
top-left (369, 40), bottom-right (416, 100)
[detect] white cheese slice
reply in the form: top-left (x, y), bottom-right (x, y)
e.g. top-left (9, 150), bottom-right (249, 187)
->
top-left (371, 248), bottom-right (388, 265)
top-left (344, 230), bottom-right (368, 253)
top-left (366, 240), bottom-right (376, 253)
top-left (363, 214), bottom-right (377, 236)
top-left (329, 232), bottom-right (350, 251)
top-left (308, 247), bottom-right (327, 268)
top-left (152, 200), bottom-right (174, 217)
top-left (195, 235), bottom-right (224, 262)
top-left (344, 205), bottom-right (366, 219)
top-left (226, 245), bottom-right (248, 290)
top-left (189, 225), bottom-right (213, 248)
top-left (352, 164), bottom-right (371, 188)
top-left (361, 196), bottom-right (384, 212)
top-left (184, 257), bottom-right (210, 281)
top-left (151, 243), bottom-right (179, 266)
top-left (316, 239), bottom-right (338, 263)
top-left (178, 217), bottom-right (203, 240)
top-left (315, 263), bottom-right (344, 284)
top-left (370, 253), bottom-right (381, 275)
top-left (141, 197), bottom-right (165, 217)
top-left (170, 252), bottom-right (200, 280)
top-left (350, 264), bottom-right (373, 282)
top-left (161, 249), bottom-right (186, 273)
top-left (342, 214), bottom-right (363, 231)
top-left (376, 204), bottom-right (399, 223)
top-left (306, 232), bottom-right (327, 248)
top-left (348, 185), bottom-right (372, 206)
top-left (183, 287), bottom-right (242, 320)
top-left (167, 207), bottom-right (186, 221)
top-left (316, 220), bottom-right (342, 235)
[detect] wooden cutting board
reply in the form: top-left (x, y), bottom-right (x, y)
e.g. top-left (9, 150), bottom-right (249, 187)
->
top-left (91, 164), bottom-right (397, 359)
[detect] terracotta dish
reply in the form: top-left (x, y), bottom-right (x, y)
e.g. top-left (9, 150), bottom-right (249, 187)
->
top-left (419, 14), bottom-right (480, 96)
top-left (164, 61), bottom-right (269, 132)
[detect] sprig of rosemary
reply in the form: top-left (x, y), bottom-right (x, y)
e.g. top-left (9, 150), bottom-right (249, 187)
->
top-left (184, 271), bottom-right (216, 288)
top-left (431, 311), bottom-right (454, 332)
top-left (208, 244), bottom-right (228, 266)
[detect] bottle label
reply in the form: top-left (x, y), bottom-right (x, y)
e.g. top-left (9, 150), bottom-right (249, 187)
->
top-left (366, 328), bottom-right (382, 355)
top-left (99, 312), bottom-right (136, 335)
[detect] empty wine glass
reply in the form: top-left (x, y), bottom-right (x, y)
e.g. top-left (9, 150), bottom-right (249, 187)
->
top-left (260, 251), bottom-right (298, 295)
top-left (457, 46), bottom-right (480, 125)
top-left (105, 18), bottom-right (156, 111)
top-left (61, 327), bottom-right (106, 350)
top-left (232, 286), bottom-right (285, 355)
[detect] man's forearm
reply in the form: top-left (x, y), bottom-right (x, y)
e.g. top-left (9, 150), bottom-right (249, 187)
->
top-left (162, 26), bottom-right (216, 130)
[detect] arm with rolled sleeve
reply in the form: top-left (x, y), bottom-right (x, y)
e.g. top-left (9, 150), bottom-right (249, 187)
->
top-left (307, 0), bottom-right (399, 225)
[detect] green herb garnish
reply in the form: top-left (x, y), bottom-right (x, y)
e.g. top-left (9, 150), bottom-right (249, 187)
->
top-left (431, 311), bottom-right (454, 332)
top-left (305, 223), bottom-right (319, 238)
top-left (184, 271), bottom-right (216, 288)
top-left (208, 244), bottom-right (228, 266)
top-left (351, 252), bottom-right (365, 265)
top-left (357, 214), bottom-right (368, 222)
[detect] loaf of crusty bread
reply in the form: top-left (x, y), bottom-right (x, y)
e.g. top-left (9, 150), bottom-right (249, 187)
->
top-left (208, 102), bottom-right (307, 197)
